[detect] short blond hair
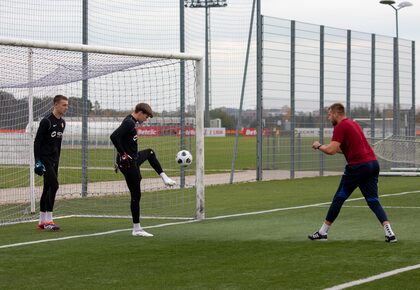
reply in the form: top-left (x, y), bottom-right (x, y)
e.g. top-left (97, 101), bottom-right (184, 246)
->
top-left (328, 103), bottom-right (345, 115)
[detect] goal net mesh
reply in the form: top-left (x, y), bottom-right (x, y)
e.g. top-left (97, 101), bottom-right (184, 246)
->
top-left (373, 135), bottom-right (420, 167)
top-left (0, 42), bottom-right (199, 224)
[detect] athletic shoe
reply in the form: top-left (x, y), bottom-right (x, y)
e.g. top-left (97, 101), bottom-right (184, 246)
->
top-left (385, 235), bottom-right (397, 243)
top-left (38, 222), bottom-right (61, 231)
top-left (132, 229), bottom-right (154, 237)
top-left (163, 177), bottom-right (176, 187)
top-left (308, 231), bottom-right (328, 241)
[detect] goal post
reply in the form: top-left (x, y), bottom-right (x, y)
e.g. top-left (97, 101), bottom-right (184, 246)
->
top-left (0, 37), bottom-right (204, 224)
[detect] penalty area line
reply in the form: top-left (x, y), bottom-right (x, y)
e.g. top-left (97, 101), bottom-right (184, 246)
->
top-left (324, 264), bottom-right (420, 290)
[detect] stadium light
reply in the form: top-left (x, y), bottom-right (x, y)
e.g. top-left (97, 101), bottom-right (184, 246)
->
top-left (379, 1), bottom-right (413, 38)
top-left (185, 0), bottom-right (228, 127)
top-left (379, 1), bottom-right (412, 136)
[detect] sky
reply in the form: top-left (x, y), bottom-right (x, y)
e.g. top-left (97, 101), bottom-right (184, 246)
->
top-left (261, 0), bottom-right (419, 110)
top-left (262, 0), bottom-right (419, 43)
top-left (0, 0), bottom-right (417, 111)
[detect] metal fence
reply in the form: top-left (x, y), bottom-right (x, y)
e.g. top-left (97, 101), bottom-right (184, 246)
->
top-left (260, 16), bottom-right (416, 179)
top-left (0, 1), bottom-right (417, 183)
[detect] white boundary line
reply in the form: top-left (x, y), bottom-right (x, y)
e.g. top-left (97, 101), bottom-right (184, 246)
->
top-left (0, 220), bottom-right (198, 249)
top-left (1, 189), bottom-right (420, 250)
top-left (324, 264), bottom-right (420, 290)
top-left (319, 206), bottom-right (420, 209)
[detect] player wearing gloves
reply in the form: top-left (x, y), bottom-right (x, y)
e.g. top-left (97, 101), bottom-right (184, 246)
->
top-left (34, 94), bottom-right (68, 231)
top-left (110, 102), bottom-right (176, 237)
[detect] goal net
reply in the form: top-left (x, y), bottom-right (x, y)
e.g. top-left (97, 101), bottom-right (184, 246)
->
top-left (0, 38), bottom-right (204, 225)
top-left (373, 135), bottom-right (420, 169)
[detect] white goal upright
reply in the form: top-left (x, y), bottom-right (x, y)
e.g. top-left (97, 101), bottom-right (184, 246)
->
top-left (0, 37), bottom-right (204, 225)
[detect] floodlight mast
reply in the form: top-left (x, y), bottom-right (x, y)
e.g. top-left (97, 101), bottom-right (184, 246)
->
top-left (184, 0), bottom-right (228, 127)
top-left (379, 0), bottom-right (413, 38)
top-left (379, 1), bottom-right (413, 136)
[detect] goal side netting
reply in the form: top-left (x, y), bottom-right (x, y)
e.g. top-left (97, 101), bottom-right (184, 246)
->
top-left (372, 135), bottom-right (420, 174)
top-left (0, 38), bottom-right (204, 225)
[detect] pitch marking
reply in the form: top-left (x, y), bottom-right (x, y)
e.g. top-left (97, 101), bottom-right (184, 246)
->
top-left (324, 264), bottom-right (420, 290)
top-left (1, 190), bottom-right (419, 250)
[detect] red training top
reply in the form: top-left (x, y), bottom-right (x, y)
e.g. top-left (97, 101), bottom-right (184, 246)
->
top-left (332, 118), bottom-right (376, 165)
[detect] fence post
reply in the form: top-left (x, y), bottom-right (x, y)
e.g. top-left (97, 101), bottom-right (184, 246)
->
top-left (319, 25), bottom-right (325, 176)
top-left (290, 20), bottom-right (296, 179)
top-left (370, 34), bottom-right (376, 142)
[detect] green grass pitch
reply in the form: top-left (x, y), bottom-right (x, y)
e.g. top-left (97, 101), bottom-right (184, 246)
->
top-left (1, 135), bottom-right (345, 189)
top-left (1, 175), bottom-right (420, 289)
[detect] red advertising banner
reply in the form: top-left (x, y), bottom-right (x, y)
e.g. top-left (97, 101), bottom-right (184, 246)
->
top-left (136, 126), bottom-right (161, 136)
top-left (135, 126), bottom-right (269, 137)
top-left (176, 127), bottom-right (196, 136)
top-left (240, 128), bottom-right (269, 136)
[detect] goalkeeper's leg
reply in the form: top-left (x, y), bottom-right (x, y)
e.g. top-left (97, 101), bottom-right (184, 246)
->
top-left (120, 166), bottom-right (153, 237)
top-left (137, 149), bottom-right (176, 186)
top-left (38, 163), bottom-right (60, 231)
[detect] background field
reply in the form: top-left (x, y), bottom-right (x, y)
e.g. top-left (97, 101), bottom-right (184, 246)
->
top-left (1, 175), bottom-right (420, 289)
top-left (0, 135), bottom-right (352, 189)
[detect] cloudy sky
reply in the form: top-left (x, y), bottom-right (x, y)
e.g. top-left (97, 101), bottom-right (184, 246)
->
top-left (262, 0), bottom-right (419, 111)
top-left (262, 0), bottom-right (419, 42)
top-left (0, 0), bottom-right (417, 111)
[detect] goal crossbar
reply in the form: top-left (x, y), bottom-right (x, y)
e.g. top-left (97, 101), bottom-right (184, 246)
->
top-left (0, 37), bottom-right (203, 61)
top-left (0, 37), bottom-right (205, 223)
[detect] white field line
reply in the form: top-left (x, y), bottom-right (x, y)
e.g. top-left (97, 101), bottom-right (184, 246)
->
top-left (324, 264), bottom-right (420, 290)
top-left (1, 190), bottom-right (420, 250)
top-left (0, 219), bottom-right (198, 249)
top-left (319, 206), bottom-right (420, 209)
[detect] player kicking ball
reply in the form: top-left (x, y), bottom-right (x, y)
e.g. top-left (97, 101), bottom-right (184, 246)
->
top-left (308, 103), bottom-right (397, 243)
top-left (110, 103), bottom-right (176, 237)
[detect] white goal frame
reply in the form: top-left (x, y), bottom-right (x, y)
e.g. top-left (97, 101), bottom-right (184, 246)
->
top-left (0, 37), bottom-right (205, 220)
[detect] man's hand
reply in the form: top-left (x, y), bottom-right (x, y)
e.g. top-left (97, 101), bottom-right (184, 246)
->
top-left (120, 152), bottom-right (133, 168)
top-left (312, 141), bottom-right (322, 150)
top-left (34, 160), bottom-right (46, 176)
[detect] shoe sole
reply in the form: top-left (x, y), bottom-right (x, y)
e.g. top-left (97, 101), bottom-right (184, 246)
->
top-left (132, 234), bottom-right (153, 237)
top-left (39, 226), bottom-right (61, 231)
top-left (132, 231), bottom-right (153, 237)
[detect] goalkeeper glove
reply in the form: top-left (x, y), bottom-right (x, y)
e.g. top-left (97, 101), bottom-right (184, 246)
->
top-left (120, 152), bottom-right (133, 168)
top-left (34, 160), bottom-right (46, 176)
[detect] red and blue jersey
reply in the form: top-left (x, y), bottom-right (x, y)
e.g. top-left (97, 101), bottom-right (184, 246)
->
top-left (332, 118), bottom-right (376, 165)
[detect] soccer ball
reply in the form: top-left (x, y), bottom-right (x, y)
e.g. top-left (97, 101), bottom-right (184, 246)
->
top-left (176, 150), bottom-right (193, 167)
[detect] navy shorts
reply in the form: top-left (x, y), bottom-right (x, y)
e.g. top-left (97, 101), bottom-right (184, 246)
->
top-left (334, 160), bottom-right (380, 201)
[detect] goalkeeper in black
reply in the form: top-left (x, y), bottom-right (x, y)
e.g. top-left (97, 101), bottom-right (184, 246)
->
top-left (110, 103), bottom-right (176, 237)
top-left (34, 95), bottom-right (68, 231)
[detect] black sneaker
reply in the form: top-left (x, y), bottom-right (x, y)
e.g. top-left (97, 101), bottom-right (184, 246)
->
top-left (308, 231), bottom-right (328, 241)
top-left (385, 235), bottom-right (397, 243)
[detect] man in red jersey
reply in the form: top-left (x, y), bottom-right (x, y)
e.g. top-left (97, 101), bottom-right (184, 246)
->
top-left (308, 103), bottom-right (397, 243)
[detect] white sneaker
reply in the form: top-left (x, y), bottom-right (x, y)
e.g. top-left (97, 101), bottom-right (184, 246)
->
top-left (163, 177), bottom-right (176, 186)
top-left (132, 229), bottom-right (154, 237)
top-left (160, 172), bottom-right (176, 187)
